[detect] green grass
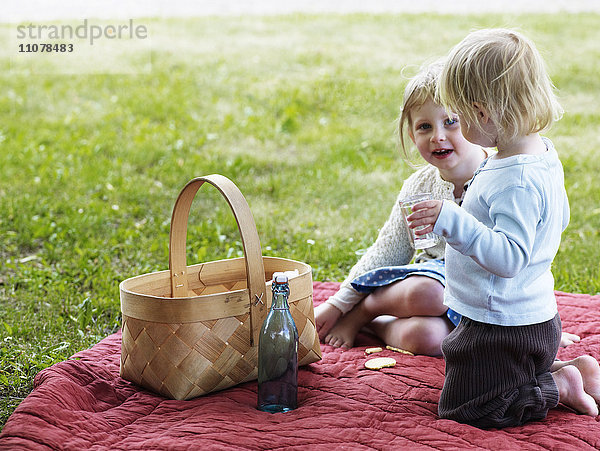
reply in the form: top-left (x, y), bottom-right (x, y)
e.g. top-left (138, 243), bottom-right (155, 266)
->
top-left (1, 12), bottom-right (599, 428)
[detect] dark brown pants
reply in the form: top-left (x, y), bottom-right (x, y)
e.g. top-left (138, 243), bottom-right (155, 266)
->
top-left (438, 313), bottom-right (561, 429)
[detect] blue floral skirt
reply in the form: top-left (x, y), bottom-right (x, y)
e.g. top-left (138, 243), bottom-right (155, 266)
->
top-left (350, 259), bottom-right (462, 327)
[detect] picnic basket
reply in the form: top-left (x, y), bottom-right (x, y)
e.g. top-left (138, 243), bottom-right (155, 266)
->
top-left (119, 174), bottom-right (321, 400)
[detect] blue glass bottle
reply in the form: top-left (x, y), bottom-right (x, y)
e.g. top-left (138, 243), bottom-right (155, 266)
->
top-left (257, 272), bottom-right (299, 413)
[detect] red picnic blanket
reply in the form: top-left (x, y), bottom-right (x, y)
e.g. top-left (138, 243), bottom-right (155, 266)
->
top-left (1, 282), bottom-right (600, 450)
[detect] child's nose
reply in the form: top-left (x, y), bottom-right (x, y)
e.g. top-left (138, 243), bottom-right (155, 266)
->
top-left (430, 127), bottom-right (446, 142)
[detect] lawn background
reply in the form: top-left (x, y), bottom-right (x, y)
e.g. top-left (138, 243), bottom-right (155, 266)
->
top-left (1, 12), bottom-right (599, 428)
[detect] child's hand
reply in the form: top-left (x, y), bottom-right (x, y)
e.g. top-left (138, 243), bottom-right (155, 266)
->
top-left (314, 302), bottom-right (343, 340)
top-left (407, 200), bottom-right (443, 235)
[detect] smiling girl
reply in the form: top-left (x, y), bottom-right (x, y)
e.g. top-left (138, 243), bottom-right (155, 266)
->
top-left (314, 60), bottom-right (490, 354)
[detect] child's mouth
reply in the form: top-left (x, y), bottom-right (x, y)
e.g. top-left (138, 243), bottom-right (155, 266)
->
top-left (432, 149), bottom-right (453, 158)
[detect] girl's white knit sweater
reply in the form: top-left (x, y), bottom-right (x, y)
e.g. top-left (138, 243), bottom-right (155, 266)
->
top-left (327, 164), bottom-right (457, 314)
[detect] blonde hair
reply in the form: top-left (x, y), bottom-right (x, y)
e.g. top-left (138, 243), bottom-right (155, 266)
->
top-left (398, 59), bottom-right (445, 160)
top-left (438, 28), bottom-right (563, 145)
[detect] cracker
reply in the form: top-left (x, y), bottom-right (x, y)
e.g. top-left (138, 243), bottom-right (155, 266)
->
top-left (365, 347), bottom-right (383, 355)
top-left (385, 345), bottom-right (414, 356)
top-left (364, 357), bottom-right (397, 370)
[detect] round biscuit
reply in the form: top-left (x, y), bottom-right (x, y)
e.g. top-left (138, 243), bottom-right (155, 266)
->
top-left (364, 357), bottom-right (397, 370)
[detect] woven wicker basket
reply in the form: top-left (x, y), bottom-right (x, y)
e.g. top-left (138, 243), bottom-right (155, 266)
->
top-left (119, 174), bottom-right (321, 400)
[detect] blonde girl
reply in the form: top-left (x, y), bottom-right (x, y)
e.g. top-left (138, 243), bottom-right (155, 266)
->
top-left (409, 28), bottom-right (599, 427)
top-left (314, 60), bottom-right (489, 355)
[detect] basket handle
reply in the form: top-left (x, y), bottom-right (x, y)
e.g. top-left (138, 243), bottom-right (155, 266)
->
top-left (168, 174), bottom-right (267, 346)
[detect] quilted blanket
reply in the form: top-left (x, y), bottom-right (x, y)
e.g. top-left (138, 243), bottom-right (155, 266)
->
top-left (2, 282), bottom-right (600, 450)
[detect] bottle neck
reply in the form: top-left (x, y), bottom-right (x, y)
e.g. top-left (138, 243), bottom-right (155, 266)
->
top-left (271, 283), bottom-right (290, 310)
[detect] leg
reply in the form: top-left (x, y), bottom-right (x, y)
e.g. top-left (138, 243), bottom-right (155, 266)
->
top-left (551, 355), bottom-right (600, 404)
top-left (369, 315), bottom-right (453, 356)
top-left (439, 315), bottom-right (563, 428)
top-left (324, 276), bottom-right (445, 349)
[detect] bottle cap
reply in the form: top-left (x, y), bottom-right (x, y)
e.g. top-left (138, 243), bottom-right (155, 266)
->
top-left (272, 272), bottom-right (288, 284)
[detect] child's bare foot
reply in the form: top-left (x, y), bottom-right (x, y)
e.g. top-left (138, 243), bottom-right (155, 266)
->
top-left (552, 365), bottom-right (599, 416)
top-left (552, 355), bottom-right (600, 404)
top-left (560, 332), bottom-right (581, 347)
top-left (324, 308), bottom-right (369, 349)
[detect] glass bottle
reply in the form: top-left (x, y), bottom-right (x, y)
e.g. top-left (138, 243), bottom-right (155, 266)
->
top-left (257, 272), bottom-right (299, 413)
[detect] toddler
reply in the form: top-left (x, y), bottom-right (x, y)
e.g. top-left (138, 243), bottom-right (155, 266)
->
top-left (408, 28), bottom-right (600, 427)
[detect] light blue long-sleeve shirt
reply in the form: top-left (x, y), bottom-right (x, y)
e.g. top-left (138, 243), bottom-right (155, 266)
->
top-left (433, 138), bottom-right (570, 326)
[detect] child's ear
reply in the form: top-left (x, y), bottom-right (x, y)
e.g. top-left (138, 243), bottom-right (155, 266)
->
top-left (472, 102), bottom-right (491, 124)
top-left (408, 131), bottom-right (416, 144)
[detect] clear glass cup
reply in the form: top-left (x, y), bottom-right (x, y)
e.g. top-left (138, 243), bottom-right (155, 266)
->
top-left (400, 193), bottom-right (437, 249)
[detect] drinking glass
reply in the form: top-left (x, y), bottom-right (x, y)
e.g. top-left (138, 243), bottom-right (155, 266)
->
top-left (400, 193), bottom-right (437, 249)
